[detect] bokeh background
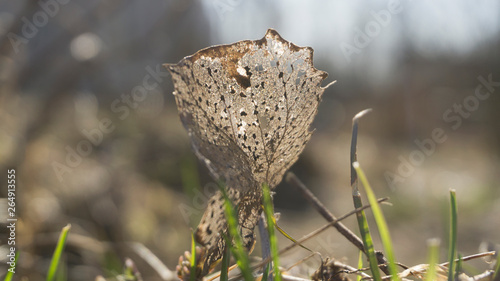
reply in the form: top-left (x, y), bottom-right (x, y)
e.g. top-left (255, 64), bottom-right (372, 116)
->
top-left (0, 0), bottom-right (499, 280)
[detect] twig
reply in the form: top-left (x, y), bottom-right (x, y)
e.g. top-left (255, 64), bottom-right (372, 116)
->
top-left (281, 274), bottom-right (314, 281)
top-left (128, 242), bottom-right (176, 280)
top-left (332, 260), bottom-right (373, 279)
top-left (285, 252), bottom-right (321, 272)
top-left (359, 251), bottom-right (497, 281)
top-left (246, 197), bottom-right (389, 274)
top-left (205, 264), bottom-right (238, 281)
top-left (286, 172), bottom-right (366, 253)
top-left (278, 196), bottom-right (389, 257)
top-left (440, 251), bottom-right (496, 267)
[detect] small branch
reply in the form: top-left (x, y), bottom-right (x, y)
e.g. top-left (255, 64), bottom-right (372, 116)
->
top-left (128, 242), bottom-right (176, 280)
top-left (440, 251), bottom-right (496, 267)
top-left (286, 172), bottom-right (366, 253)
top-left (246, 197), bottom-right (389, 275)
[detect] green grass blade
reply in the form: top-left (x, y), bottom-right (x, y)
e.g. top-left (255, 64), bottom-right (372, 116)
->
top-left (357, 250), bottom-right (363, 281)
top-left (351, 165), bottom-right (382, 281)
top-left (262, 263), bottom-right (270, 281)
top-left (220, 244), bottom-right (230, 281)
top-left (190, 230), bottom-right (197, 281)
top-left (262, 183), bottom-right (281, 281)
top-left (425, 238), bottom-right (440, 281)
top-left (350, 110), bottom-right (381, 281)
top-left (4, 251), bottom-right (18, 281)
top-left (47, 224), bottom-right (71, 281)
top-left (219, 183), bottom-right (253, 281)
top-left (275, 222), bottom-right (312, 252)
top-left (124, 259), bottom-right (135, 279)
top-left (455, 254), bottom-right (463, 279)
top-left (356, 209), bottom-right (381, 281)
top-left (447, 189), bottom-right (458, 281)
top-left (354, 162), bottom-right (400, 281)
top-left (493, 254), bottom-right (500, 280)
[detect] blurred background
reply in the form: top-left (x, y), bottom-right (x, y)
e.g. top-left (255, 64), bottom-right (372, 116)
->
top-left (0, 0), bottom-right (499, 280)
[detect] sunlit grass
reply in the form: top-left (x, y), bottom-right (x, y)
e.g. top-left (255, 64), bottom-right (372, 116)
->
top-left (354, 162), bottom-right (400, 281)
top-left (4, 251), bottom-right (18, 281)
top-left (352, 194), bottom-right (381, 280)
top-left (350, 109), bottom-right (382, 281)
top-left (220, 182), bottom-right (253, 281)
top-left (356, 250), bottom-right (363, 281)
top-left (190, 230), bottom-right (197, 281)
top-left (351, 172), bottom-right (382, 279)
top-left (424, 238), bottom-right (440, 281)
top-left (46, 224), bottom-right (71, 281)
top-left (262, 183), bottom-right (281, 281)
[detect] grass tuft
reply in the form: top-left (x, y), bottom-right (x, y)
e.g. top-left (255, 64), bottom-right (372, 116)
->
top-left (425, 238), bottom-right (440, 281)
top-left (455, 254), bottom-right (463, 279)
top-left (219, 182), bottom-right (254, 281)
top-left (190, 230), bottom-right (197, 281)
top-left (356, 250), bottom-right (363, 281)
top-left (262, 263), bottom-right (270, 281)
top-left (354, 162), bottom-right (400, 281)
top-left (220, 243), bottom-right (230, 281)
top-left (46, 224), bottom-right (71, 281)
top-left (351, 165), bottom-right (382, 280)
top-left (262, 183), bottom-right (282, 281)
top-left (350, 109), bottom-right (382, 281)
top-left (352, 192), bottom-right (382, 280)
top-left (4, 251), bottom-right (18, 281)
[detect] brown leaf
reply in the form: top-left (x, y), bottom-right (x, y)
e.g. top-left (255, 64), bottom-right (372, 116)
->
top-left (166, 28), bottom-right (330, 277)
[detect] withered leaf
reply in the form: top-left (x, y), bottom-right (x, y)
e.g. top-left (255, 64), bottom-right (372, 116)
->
top-left (165, 28), bottom-right (331, 276)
